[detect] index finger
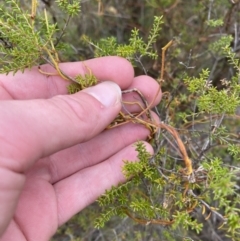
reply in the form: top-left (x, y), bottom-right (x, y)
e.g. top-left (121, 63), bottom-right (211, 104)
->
top-left (0, 56), bottom-right (134, 100)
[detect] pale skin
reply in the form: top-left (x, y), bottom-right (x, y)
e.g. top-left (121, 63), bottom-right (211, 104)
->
top-left (0, 56), bottom-right (161, 241)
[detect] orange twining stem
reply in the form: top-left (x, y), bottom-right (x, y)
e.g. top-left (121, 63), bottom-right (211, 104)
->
top-left (135, 40), bottom-right (174, 120)
top-left (158, 122), bottom-right (193, 175)
top-left (131, 39), bottom-right (193, 175)
top-left (108, 110), bottom-right (193, 175)
top-left (187, 200), bottom-right (198, 213)
top-left (160, 40), bottom-right (174, 83)
top-left (134, 116), bottom-right (193, 175)
top-left (124, 209), bottom-right (174, 226)
top-left (31, 0), bottom-right (37, 21)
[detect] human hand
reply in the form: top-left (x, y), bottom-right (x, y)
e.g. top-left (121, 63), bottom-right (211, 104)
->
top-left (0, 56), bottom-right (161, 241)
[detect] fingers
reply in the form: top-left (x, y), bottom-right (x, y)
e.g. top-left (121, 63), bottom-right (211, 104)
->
top-left (0, 57), bottom-right (162, 111)
top-left (0, 82), bottom-right (122, 172)
top-left (41, 121), bottom-right (151, 184)
top-left (24, 109), bottom-right (160, 186)
top-left (25, 111), bottom-right (160, 185)
top-left (54, 142), bottom-right (154, 225)
top-left (0, 56), bottom-right (162, 173)
top-left (0, 168), bottom-right (25, 237)
top-left (122, 75), bottom-right (161, 113)
top-left (0, 56), bottom-right (134, 100)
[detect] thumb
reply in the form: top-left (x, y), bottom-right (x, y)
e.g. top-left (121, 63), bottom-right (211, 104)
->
top-left (0, 81), bottom-right (122, 171)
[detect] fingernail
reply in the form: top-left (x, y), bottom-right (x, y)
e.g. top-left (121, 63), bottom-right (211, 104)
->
top-left (82, 81), bottom-right (122, 107)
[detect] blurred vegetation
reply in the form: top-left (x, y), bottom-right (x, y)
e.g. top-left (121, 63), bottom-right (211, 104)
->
top-left (1, 0), bottom-right (240, 241)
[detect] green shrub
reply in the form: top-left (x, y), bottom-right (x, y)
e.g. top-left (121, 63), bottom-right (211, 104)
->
top-left (1, 1), bottom-right (240, 240)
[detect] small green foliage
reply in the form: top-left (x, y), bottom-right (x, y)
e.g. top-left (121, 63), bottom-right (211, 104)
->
top-left (67, 83), bottom-right (81, 94)
top-left (95, 142), bottom-right (202, 233)
top-left (0, 0), bottom-right (82, 77)
top-left (0, 0), bottom-right (56, 73)
top-left (184, 68), bottom-right (240, 114)
top-left (67, 70), bottom-right (98, 94)
top-left (198, 87), bottom-right (240, 114)
top-left (145, 15), bottom-right (164, 57)
top-left (184, 69), bottom-right (210, 94)
top-left (211, 125), bottom-right (229, 145)
top-left (95, 207), bottom-right (123, 229)
top-left (55, 0), bottom-right (81, 16)
top-left (201, 158), bottom-right (240, 238)
top-left (227, 144), bottom-right (240, 162)
top-left (83, 16), bottom-right (163, 64)
top-left (222, 45), bottom-right (240, 72)
top-left (172, 211), bottom-right (203, 233)
top-left (209, 35), bottom-right (233, 56)
top-left (95, 182), bottom-right (131, 228)
top-left (206, 19), bottom-right (224, 27)
top-left (202, 158), bottom-right (235, 199)
top-left (96, 142), bottom-right (240, 239)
